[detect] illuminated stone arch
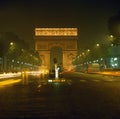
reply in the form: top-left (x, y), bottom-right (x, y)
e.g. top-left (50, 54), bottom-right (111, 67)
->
top-left (48, 42), bottom-right (65, 50)
top-left (50, 46), bottom-right (63, 71)
top-left (34, 28), bottom-right (78, 71)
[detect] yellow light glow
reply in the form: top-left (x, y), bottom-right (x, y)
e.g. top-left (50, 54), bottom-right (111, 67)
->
top-left (35, 28), bottom-right (78, 36)
top-left (0, 72), bottom-right (21, 79)
top-left (98, 71), bottom-right (120, 76)
top-left (0, 79), bottom-right (21, 86)
top-left (87, 49), bottom-right (90, 52)
top-left (10, 42), bottom-right (14, 45)
top-left (110, 35), bottom-right (113, 38)
top-left (48, 79), bottom-right (52, 82)
top-left (96, 44), bottom-right (100, 47)
top-left (48, 79), bottom-right (66, 83)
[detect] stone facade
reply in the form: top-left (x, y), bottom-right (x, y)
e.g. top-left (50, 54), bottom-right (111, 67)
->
top-left (34, 28), bottom-right (78, 71)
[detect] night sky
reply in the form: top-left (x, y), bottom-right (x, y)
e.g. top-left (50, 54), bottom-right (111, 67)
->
top-left (0, 0), bottom-right (120, 52)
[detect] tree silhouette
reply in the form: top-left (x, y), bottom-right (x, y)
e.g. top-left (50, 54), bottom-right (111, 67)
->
top-left (108, 11), bottom-right (120, 45)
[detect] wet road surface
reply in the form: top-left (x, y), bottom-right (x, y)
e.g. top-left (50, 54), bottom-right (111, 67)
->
top-left (0, 73), bottom-right (120, 119)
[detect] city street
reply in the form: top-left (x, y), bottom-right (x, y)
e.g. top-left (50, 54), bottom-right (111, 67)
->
top-left (0, 72), bottom-right (120, 119)
top-left (0, 1), bottom-right (120, 119)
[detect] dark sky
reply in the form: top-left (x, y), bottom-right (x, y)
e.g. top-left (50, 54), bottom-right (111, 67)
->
top-left (0, 0), bottom-right (120, 51)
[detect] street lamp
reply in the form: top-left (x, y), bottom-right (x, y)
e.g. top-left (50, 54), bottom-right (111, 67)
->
top-left (109, 35), bottom-right (114, 43)
top-left (82, 52), bottom-right (85, 55)
top-left (87, 49), bottom-right (90, 52)
top-left (10, 42), bottom-right (14, 46)
top-left (110, 35), bottom-right (113, 38)
top-left (96, 43), bottom-right (100, 47)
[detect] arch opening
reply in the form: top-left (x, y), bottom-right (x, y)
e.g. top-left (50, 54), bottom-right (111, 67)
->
top-left (50, 47), bottom-right (63, 72)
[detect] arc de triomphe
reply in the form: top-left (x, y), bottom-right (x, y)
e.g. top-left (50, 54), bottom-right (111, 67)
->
top-left (34, 28), bottom-right (78, 71)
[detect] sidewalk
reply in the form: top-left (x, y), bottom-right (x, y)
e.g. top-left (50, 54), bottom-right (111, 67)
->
top-left (71, 71), bottom-right (120, 82)
top-left (95, 71), bottom-right (120, 77)
top-left (86, 71), bottom-right (120, 81)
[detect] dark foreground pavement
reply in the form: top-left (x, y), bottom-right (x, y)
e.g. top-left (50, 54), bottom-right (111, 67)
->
top-left (0, 73), bottom-right (120, 119)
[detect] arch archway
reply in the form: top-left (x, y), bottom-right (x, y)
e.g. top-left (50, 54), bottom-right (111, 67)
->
top-left (50, 46), bottom-right (63, 71)
top-left (34, 28), bottom-right (78, 71)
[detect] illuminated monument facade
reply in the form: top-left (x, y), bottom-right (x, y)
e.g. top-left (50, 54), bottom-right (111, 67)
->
top-left (34, 28), bottom-right (78, 71)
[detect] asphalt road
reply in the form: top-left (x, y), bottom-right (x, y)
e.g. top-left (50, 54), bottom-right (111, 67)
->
top-left (0, 72), bottom-right (120, 119)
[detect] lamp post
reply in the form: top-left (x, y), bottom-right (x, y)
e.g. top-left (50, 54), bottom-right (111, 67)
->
top-left (3, 42), bottom-right (14, 72)
top-left (10, 42), bottom-right (14, 46)
top-left (96, 43), bottom-right (100, 47)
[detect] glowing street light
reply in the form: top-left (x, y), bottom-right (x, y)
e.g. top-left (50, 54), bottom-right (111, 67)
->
top-left (96, 43), bottom-right (100, 47)
top-left (110, 35), bottom-right (113, 38)
top-left (82, 52), bottom-right (85, 55)
top-left (10, 42), bottom-right (14, 46)
top-left (109, 35), bottom-right (114, 42)
top-left (87, 49), bottom-right (90, 52)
